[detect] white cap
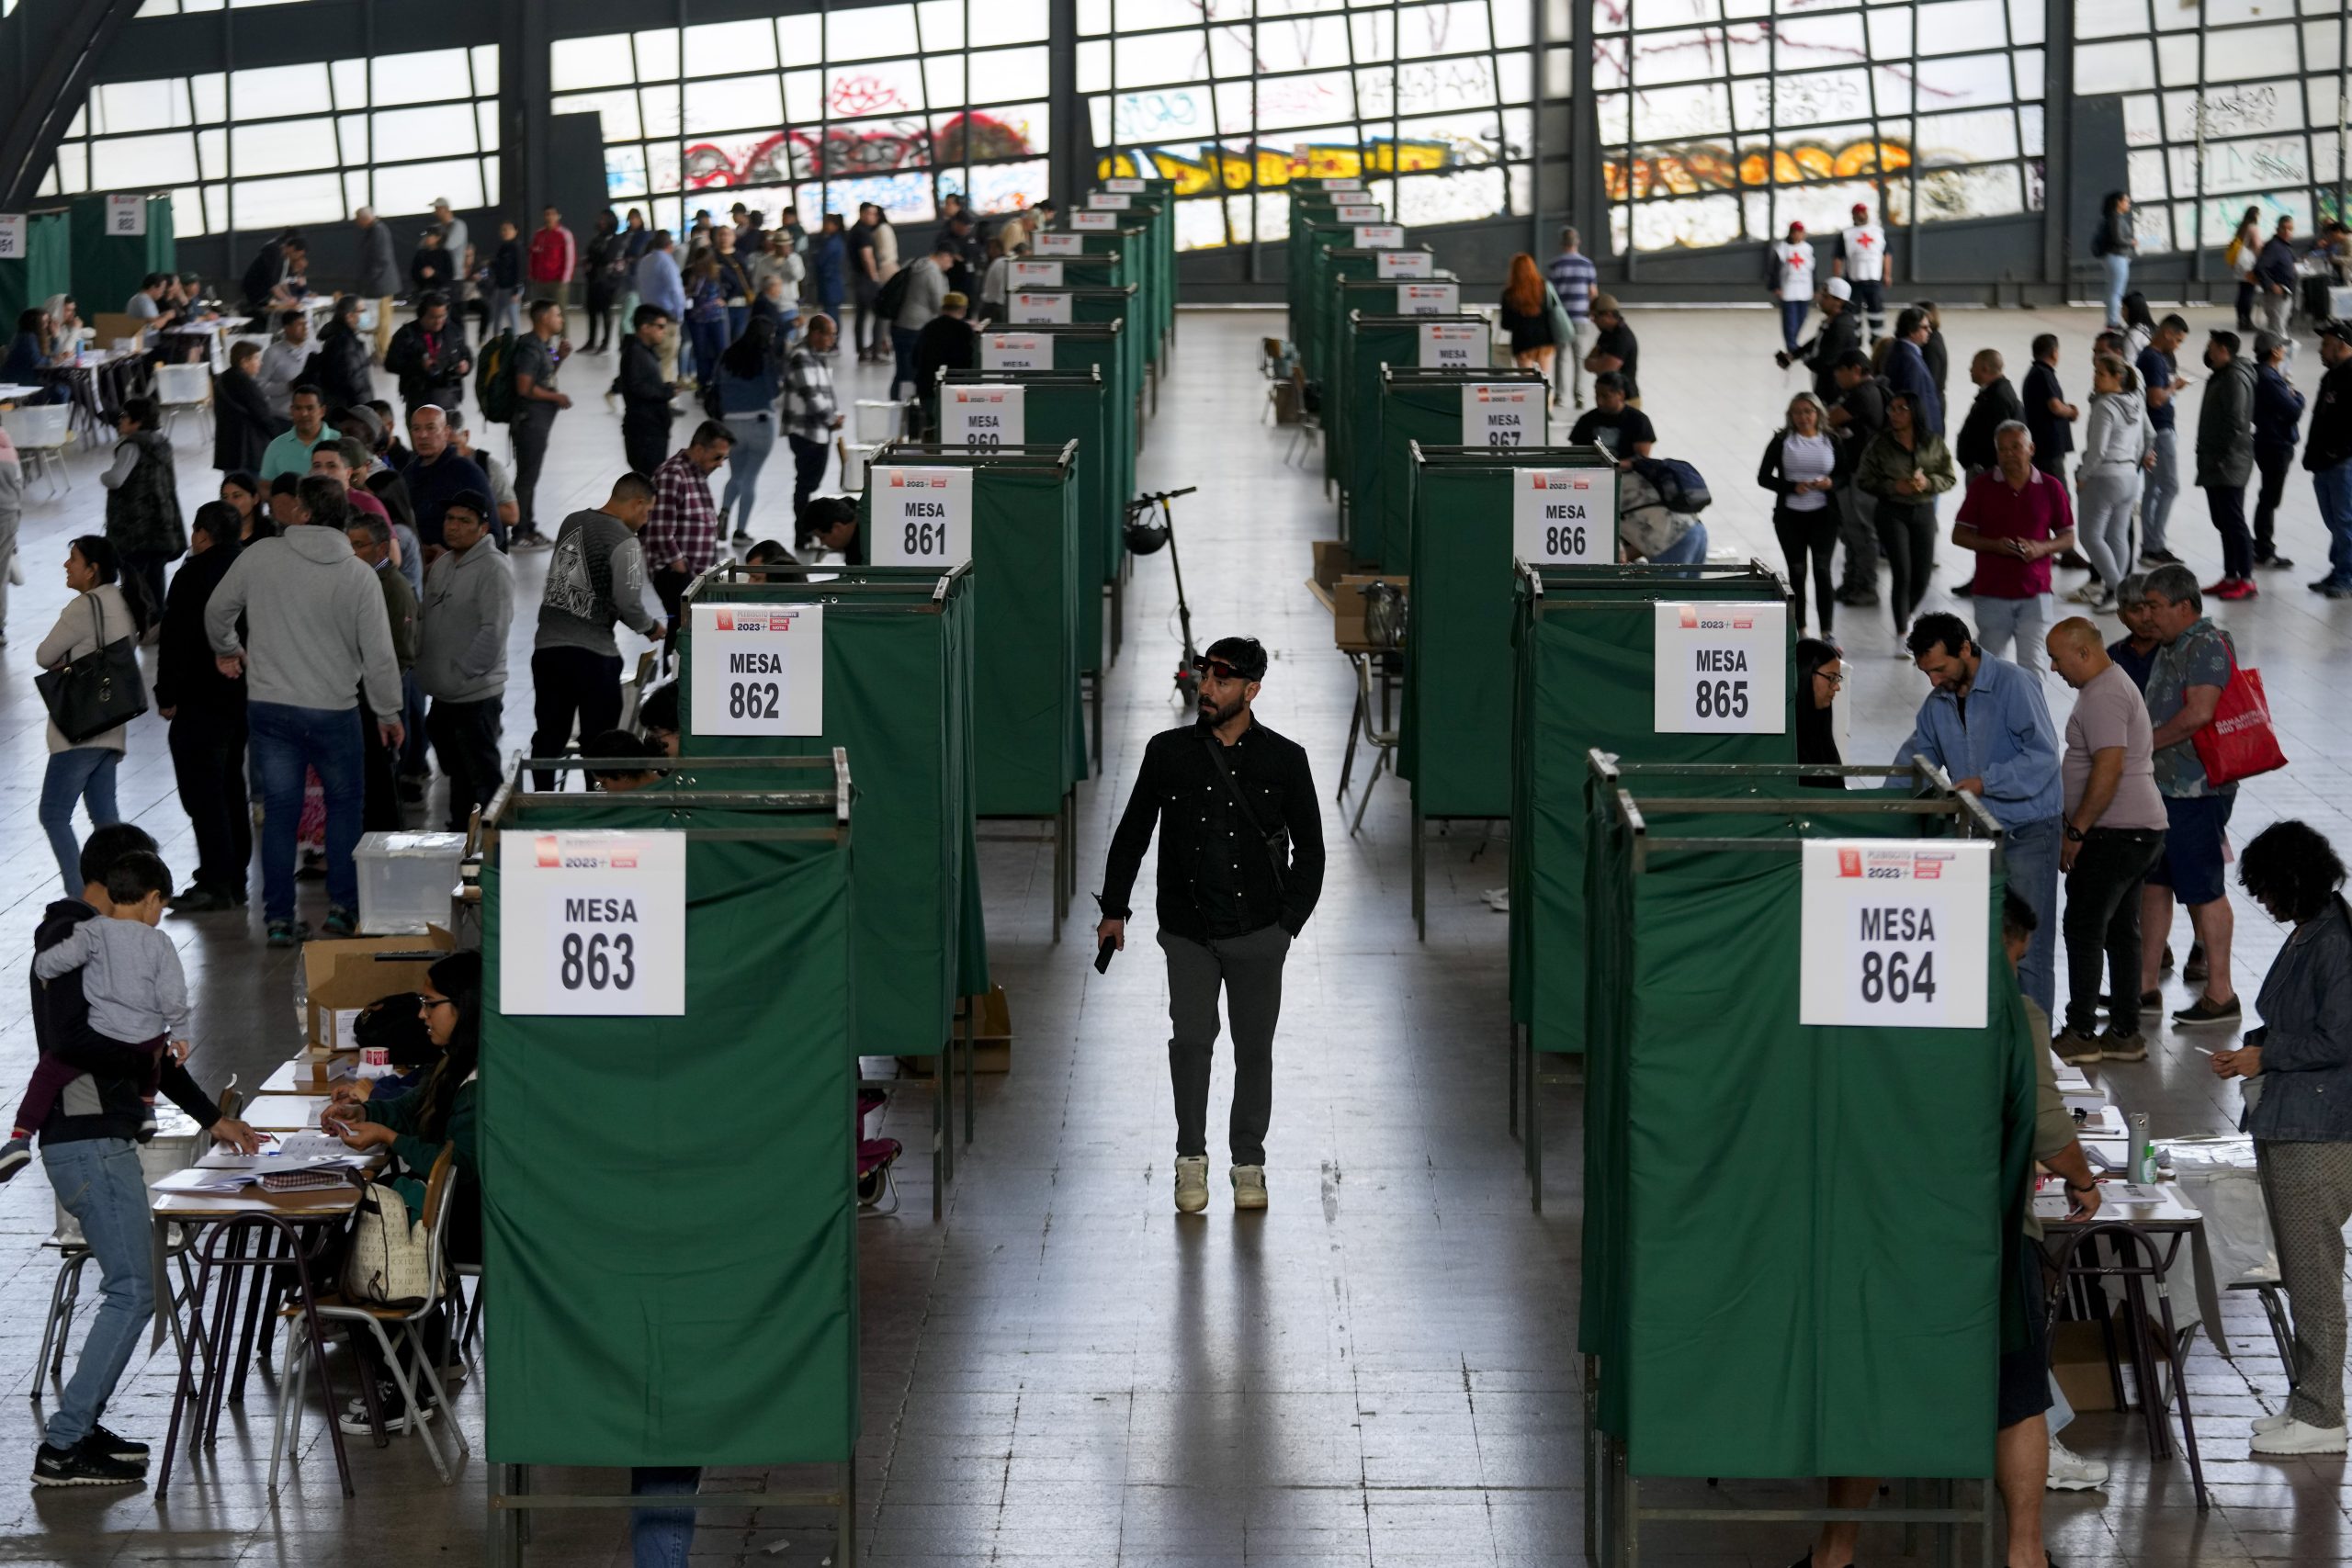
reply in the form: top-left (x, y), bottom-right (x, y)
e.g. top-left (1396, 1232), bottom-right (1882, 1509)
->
top-left (1823, 276), bottom-right (1853, 301)
top-left (432, 197), bottom-right (452, 211)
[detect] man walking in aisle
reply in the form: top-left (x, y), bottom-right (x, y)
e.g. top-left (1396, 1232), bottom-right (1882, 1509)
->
top-left (417, 493), bottom-right (513, 830)
top-left (2136, 313), bottom-right (2190, 567)
top-left (508, 298), bottom-right (571, 548)
top-left (529, 471), bottom-right (663, 791)
top-left (1545, 227), bottom-right (1598, 410)
top-left (1095, 638), bottom-right (1326, 1216)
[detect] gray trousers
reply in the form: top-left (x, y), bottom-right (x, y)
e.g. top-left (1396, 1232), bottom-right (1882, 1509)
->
top-left (2257, 1138), bottom-right (2352, 1427)
top-left (1159, 925), bottom-right (1291, 1167)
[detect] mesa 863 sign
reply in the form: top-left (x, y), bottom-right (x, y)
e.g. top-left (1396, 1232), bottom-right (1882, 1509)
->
top-left (500, 830), bottom-right (687, 1017)
top-left (870, 466), bottom-right (973, 567)
top-left (1799, 840), bottom-right (1991, 1029)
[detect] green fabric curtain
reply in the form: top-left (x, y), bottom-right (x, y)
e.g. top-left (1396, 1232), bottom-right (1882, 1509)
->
top-left (69, 196), bottom-right (174, 319)
top-left (1295, 220), bottom-right (1363, 382)
top-left (992, 325), bottom-right (1134, 581)
top-left (677, 570), bottom-right (987, 1053)
top-left (0, 211), bottom-right (73, 332)
top-left (481, 825), bottom-right (857, 1466)
top-left (1577, 788), bottom-right (2035, 1480)
top-left (1334, 309), bottom-right (1483, 515)
top-left (1362, 368), bottom-right (1545, 571)
top-left (1402, 448), bottom-right (1619, 816)
top-left (1508, 566), bottom-right (1797, 1052)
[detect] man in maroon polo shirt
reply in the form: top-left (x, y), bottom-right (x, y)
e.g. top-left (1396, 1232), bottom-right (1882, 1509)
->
top-left (1952, 421), bottom-right (2075, 680)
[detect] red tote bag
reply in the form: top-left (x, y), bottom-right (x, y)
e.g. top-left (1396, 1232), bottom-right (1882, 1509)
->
top-left (2191, 640), bottom-right (2288, 787)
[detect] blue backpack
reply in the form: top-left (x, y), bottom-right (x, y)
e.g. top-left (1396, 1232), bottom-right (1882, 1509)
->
top-left (1630, 456), bottom-right (1713, 514)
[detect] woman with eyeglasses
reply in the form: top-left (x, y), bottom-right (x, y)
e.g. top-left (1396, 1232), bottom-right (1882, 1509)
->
top-left (1794, 636), bottom-right (1845, 789)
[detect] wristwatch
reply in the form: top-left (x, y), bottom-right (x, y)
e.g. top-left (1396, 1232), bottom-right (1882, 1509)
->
top-left (2064, 823), bottom-right (2085, 842)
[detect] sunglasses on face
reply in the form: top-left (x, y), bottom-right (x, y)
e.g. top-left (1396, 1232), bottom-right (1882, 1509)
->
top-left (1198, 660), bottom-right (1254, 682)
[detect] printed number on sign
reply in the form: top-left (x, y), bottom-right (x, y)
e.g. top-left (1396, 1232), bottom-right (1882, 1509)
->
top-left (728, 681), bottom-right (781, 720)
top-left (1692, 680), bottom-right (1749, 720)
top-left (965, 432), bottom-right (1001, 451)
top-left (904, 521), bottom-right (950, 557)
top-left (1859, 946), bottom-right (1937, 1006)
top-left (559, 931), bottom-right (638, 993)
top-left (1488, 427), bottom-right (1522, 447)
top-left (1545, 525), bottom-right (1587, 558)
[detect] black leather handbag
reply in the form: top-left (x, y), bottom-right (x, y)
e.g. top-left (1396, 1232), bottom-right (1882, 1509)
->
top-left (36, 594), bottom-right (148, 744)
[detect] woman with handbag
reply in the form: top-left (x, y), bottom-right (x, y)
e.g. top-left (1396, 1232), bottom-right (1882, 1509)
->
top-left (35, 537), bottom-right (139, 896)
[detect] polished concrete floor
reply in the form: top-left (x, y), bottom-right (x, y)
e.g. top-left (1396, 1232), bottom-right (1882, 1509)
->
top-left (0, 303), bottom-right (2348, 1565)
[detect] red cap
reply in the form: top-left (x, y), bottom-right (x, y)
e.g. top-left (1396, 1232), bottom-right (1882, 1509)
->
top-left (1789, 221), bottom-right (1805, 233)
top-left (1852, 203), bottom-right (1870, 217)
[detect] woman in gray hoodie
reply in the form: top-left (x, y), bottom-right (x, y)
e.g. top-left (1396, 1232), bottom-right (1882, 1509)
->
top-left (2074, 352), bottom-right (2152, 612)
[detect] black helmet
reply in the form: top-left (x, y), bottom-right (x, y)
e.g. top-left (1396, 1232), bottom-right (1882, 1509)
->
top-left (1123, 496), bottom-right (1170, 556)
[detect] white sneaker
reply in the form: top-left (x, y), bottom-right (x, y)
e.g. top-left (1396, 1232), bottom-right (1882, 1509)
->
top-left (1480, 887), bottom-right (1510, 913)
top-left (2046, 1437), bottom-right (2107, 1490)
top-left (1231, 1165), bottom-right (1268, 1211)
top-left (2253, 1411), bottom-right (2292, 1434)
top-left (2251, 1417), bottom-right (2348, 1454)
top-left (1173, 1156), bottom-right (1209, 1214)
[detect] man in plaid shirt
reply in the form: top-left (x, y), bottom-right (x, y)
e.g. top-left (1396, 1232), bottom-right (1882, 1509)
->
top-left (786, 314), bottom-right (846, 527)
top-left (640, 419), bottom-right (735, 628)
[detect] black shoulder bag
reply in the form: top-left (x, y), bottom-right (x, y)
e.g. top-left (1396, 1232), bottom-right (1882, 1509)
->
top-left (37, 593), bottom-right (148, 745)
top-left (1200, 732), bottom-right (1288, 895)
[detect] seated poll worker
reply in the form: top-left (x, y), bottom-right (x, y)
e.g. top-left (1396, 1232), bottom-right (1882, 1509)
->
top-left (582, 728), bottom-right (670, 791)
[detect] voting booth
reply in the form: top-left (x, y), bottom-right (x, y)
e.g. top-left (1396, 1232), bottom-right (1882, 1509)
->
top-left (1001, 283), bottom-right (1143, 451)
top-left (938, 367), bottom-right (1115, 756)
top-left (480, 753), bottom-right (859, 1562)
top-left (69, 194), bottom-right (174, 321)
top-left (0, 209), bottom-right (71, 333)
top-left (1362, 367), bottom-right (1548, 570)
top-left (1399, 445), bottom-right (1620, 935)
top-left (861, 442), bottom-right (1087, 935)
top-left (1507, 561), bottom-right (1796, 1082)
top-left (1073, 197), bottom-right (1163, 375)
top-left (1085, 173), bottom-right (1175, 355)
top-left (1578, 755), bottom-right (2028, 1558)
top-left (1300, 217), bottom-right (1406, 386)
top-left (1331, 303), bottom-right (1483, 510)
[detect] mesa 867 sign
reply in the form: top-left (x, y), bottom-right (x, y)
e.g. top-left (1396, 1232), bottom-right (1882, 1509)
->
top-left (1798, 839), bottom-right (1991, 1030)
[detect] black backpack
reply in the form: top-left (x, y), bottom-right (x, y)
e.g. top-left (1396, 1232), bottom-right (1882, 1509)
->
top-left (872, 265), bottom-right (915, 321)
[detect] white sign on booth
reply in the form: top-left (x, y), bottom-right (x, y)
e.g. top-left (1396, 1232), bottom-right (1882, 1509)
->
top-left (106, 196), bottom-right (146, 237)
top-left (688, 603), bottom-right (825, 737)
top-left (0, 215), bottom-right (24, 261)
top-left (870, 466), bottom-right (974, 568)
top-left (1010, 260), bottom-right (1064, 287)
top-left (1324, 178), bottom-right (1364, 191)
top-left (944, 384), bottom-right (1025, 451)
top-left (1799, 840), bottom-right (1992, 1031)
top-left (1034, 232), bottom-right (1083, 255)
top-left (1376, 252), bottom-right (1434, 279)
top-left (1071, 211), bottom-right (1119, 231)
top-left (1396, 282), bottom-right (1457, 314)
top-left (1336, 204), bottom-right (1384, 223)
top-left (1419, 322), bottom-right (1481, 367)
top-left (501, 831), bottom-right (687, 1017)
top-left (982, 333), bottom-right (1050, 370)
top-left (1009, 291), bottom-right (1072, 324)
top-left (1462, 382), bottom-right (1541, 449)
top-left (1105, 177), bottom-right (1147, 192)
top-left (1088, 192), bottom-right (1133, 210)
top-left (1512, 470), bottom-right (1616, 565)
top-left (1353, 224), bottom-right (1405, 248)
top-left (1651, 602), bottom-right (1789, 734)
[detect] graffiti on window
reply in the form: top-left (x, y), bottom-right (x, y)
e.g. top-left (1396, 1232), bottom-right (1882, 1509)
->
top-left (671, 111), bottom-right (1034, 191)
top-left (1602, 136), bottom-right (1912, 203)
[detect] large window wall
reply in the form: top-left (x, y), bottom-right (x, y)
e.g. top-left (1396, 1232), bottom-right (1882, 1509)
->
top-left (553, 1), bottom-right (1051, 234)
top-left (2080, 0), bottom-right (2347, 254)
top-left (1080, 0), bottom-right (1537, 253)
top-left (40, 44), bottom-right (503, 236)
top-left (1592, 0), bottom-right (2046, 253)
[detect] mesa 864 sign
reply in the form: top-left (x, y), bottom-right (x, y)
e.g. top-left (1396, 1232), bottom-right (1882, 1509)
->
top-left (500, 830), bottom-right (687, 1017)
top-left (1798, 840), bottom-right (1991, 1030)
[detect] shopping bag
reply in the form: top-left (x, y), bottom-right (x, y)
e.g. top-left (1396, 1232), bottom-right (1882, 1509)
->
top-left (2190, 641), bottom-right (2287, 787)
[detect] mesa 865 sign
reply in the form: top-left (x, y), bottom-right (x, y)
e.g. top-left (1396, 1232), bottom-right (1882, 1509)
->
top-left (500, 830), bottom-right (687, 1017)
top-left (871, 466), bottom-right (973, 568)
top-left (1798, 839), bottom-right (1991, 1030)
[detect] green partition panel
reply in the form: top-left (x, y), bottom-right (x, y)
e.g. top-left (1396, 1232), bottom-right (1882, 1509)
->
top-left (1363, 367), bottom-right (1546, 570)
top-left (1508, 564), bottom-right (1798, 1054)
top-left (1091, 164), bottom-right (1178, 345)
top-left (1331, 292), bottom-right (1473, 502)
top-left (0, 211), bottom-right (73, 333)
top-left (1403, 446), bottom-right (1618, 816)
top-left (677, 567), bottom-right (986, 1051)
top-left (1001, 286), bottom-right (1141, 556)
top-left (940, 367), bottom-right (1110, 674)
top-left (1040, 250), bottom-right (1130, 294)
top-left (978, 322), bottom-right (1134, 582)
top-left (863, 443), bottom-right (1083, 816)
top-left (1295, 220), bottom-right (1367, 382)
top-left (481, 803), bottom-right (855, 1464)
top-left (68, 195), bottom-right (174, 319)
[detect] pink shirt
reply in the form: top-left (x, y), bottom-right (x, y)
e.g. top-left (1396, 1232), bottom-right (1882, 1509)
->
top-left (1956, 466), bottom-right (2072, 599)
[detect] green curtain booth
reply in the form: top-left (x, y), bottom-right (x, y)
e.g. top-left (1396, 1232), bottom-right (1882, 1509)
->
top-left (862, 442), bottom-right (1085, 817)
top-left (978, 321), bottom-right (1134, 580)
top-left (481, 791), bottom-right (856, 1465)
top-left (1362, 367), bottom-right (1547, 571)
top-left (939, 367), bottom-right (1111, 675)
top-left (678, 566), bottom-right (987, 1054)
top-left (1401, 446), bottom-right (1620, 818)
top-left (1075, 204), bottom-right (1163, 371)
top-left (1316, 247), bottom-right (1424, 410)
top-left (1005, 283), bottom-right (1141, 423)
top-left (1508, 562), bottom-right (1797, 1055)
top-left (1038, 249), bottom-right (1132, 295)
top-left (1094, 185), bottom-right (1174, 351)
top-left (1578, 767), bottom-right (2032, 1479)
top-left (0, 210), bottom-right (73, 334)
top-left (69, 195), bottom-right (174, 322)
top-left (1295, 219), bottom-right (1374, 382)
top-left (1286, 192), bottom-right (1369, 339)
top-left (1331, 294), bottom-right (1475, 504)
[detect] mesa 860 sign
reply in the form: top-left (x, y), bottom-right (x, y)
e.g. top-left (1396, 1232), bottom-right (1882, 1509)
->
top-left (499, 830), bottom-right (687, 1017)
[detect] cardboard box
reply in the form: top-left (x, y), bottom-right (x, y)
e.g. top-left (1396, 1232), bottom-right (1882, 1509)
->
top-left (1311, 539), bottom-right (1358, 591)
top-left (302, 928), bottom-right (458, 1054)
top-left (1331, 573), bottom-right (1408, 648)
top-left (2050, 1319), bottom-right (2122, 1413)
top-left (898, 986), bottom-right (1012, 1077)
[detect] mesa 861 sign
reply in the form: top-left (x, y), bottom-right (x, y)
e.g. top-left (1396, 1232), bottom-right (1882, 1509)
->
top-left (870, 466), bottom-right (973, 567)
top-left (500, 830), bottom-right (687, 1017)
top-left (1799, 840), bottom-right (1991, 1030)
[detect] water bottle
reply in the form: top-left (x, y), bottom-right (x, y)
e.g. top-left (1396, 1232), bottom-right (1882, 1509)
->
top-left (2131, 1111), bottom-right (2156, 1184)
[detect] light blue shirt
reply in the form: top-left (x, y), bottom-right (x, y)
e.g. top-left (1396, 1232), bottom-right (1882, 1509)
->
top-left (1888, 650), bottom-right (2063, 829)
top-left (637, 249), bottom-right (685, 319)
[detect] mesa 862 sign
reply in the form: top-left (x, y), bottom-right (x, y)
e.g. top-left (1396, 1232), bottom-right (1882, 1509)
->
top-left (1799, 840), bottom-right (1991, 1030)
top-left (870, 466), bottom-right (973, 568)
top-left (500, 830), bottom-right (687, 1017)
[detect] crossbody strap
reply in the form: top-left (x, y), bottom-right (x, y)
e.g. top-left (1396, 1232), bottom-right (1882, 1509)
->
top-left (1200, 730), bottom-right (1287, 894)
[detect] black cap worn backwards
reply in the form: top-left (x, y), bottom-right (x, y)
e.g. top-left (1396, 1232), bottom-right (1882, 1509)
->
top-left (1202, 636), bottom-right (1268, 681)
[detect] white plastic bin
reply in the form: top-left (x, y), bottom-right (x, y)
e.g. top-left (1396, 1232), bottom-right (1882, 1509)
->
top-left (355, 831), bottom-right (467, 934)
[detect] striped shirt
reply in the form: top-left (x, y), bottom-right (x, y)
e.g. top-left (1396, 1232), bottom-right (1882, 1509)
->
top-left (1546, 251), bottom-right (1598, 318)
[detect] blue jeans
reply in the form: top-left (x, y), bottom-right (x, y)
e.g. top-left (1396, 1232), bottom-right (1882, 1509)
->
top-left (41, 1139), bottom-right (155, 1450)
top-left (719, 412), bottom-right (776, 535)
top-left (631, 1466), bottom-right (702, 1568)
top-left (1650, 519), bottom-right (1709, 566)
top-left (2315, 459), bottom-right (2352, 588)
top-left (489, 288), bottom-right (522, 338)
top-left (250, 699), bottom-right (365, 923)
top-left (2140, 426), bottom-right (2179, 556)
top-left (890, 324), bottom-right (921, 402)
top-left (2102, 254), bottom-right (2132, 325)
top-left (40, 748), bottom-right (120, 897)
top-left (1780, 299), bottom-right (1808, 353)
top-left (2006, 814), bottom-right (2063, 1017)
top-left (685, 318), bottom-right (728, 394)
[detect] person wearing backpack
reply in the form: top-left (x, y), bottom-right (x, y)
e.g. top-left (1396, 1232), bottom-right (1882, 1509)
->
top-left (505, 299), bottom-right (571, 548)
top-left (887, 241), bottom-right (953, 401)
